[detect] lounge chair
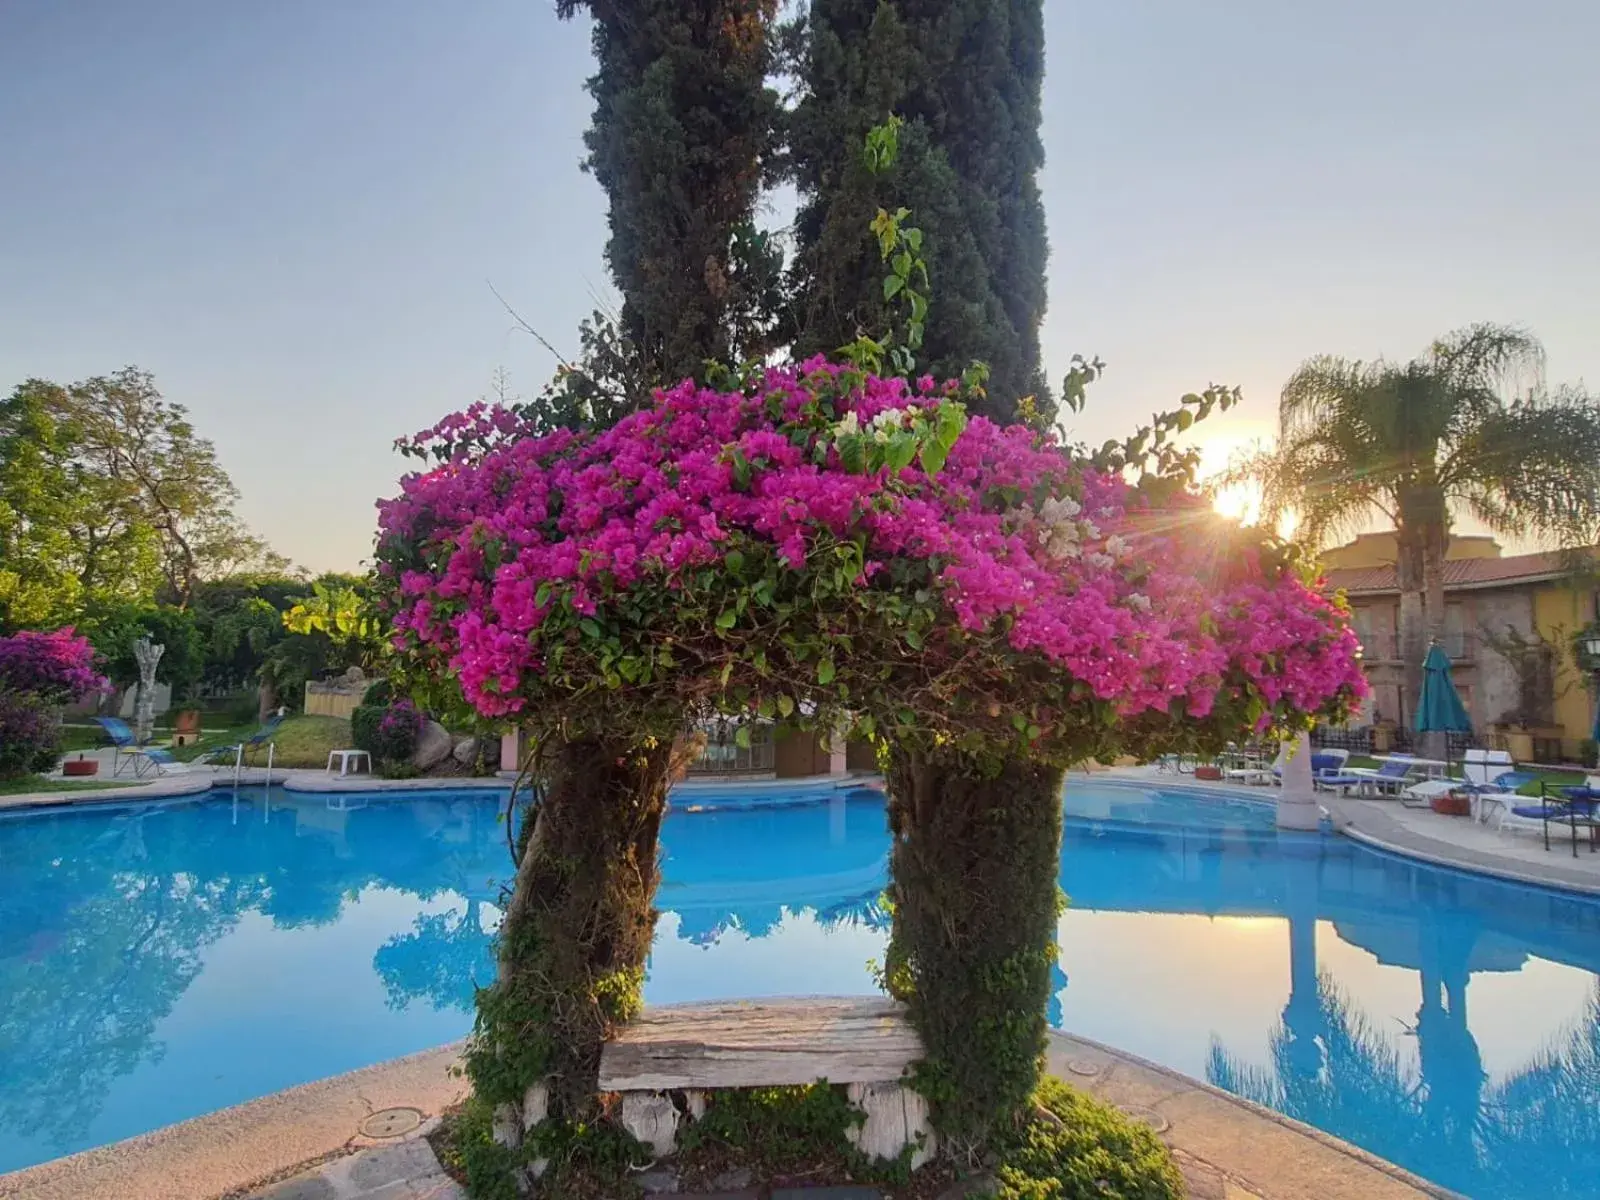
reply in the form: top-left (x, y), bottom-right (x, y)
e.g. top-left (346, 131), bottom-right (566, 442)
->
top-left (1462, 748), bottom-right (1514, 787)
top-left (1402, 769), bottom-right (1534, 814)
top-left (1499, 777), bottom-right (1600, 854)
top-left (1343, 756), bottom-right (1420, 797)
top-left (93, 716), bottom-right (190, 779)
top-left (195, 712), bottom-right (284, 775)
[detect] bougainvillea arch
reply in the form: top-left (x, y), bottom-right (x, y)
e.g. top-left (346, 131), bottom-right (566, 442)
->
top-left (375, 359), bottom-right (1364, 1165)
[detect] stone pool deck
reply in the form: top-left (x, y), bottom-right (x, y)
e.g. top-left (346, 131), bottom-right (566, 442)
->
top-left (0, 1032), bottom-right (1446, 1200)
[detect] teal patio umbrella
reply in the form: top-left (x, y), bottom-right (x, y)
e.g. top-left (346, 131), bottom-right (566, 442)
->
top-left (1414, 643), bottom-right (1473, 753)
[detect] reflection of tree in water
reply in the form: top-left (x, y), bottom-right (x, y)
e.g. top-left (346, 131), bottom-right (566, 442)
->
top-left (0, 793), bottom-right (506, 1159)
top-left (373, 900), bottom-right (496, 1013)
top-left (1207, 973), bottom-right (1424, 1181)
top-left (1208, 970), bottom-right (1600, 1200)
top-left (817, 891), bottom-right (891, 932)
top-left (0, 809), bottom-right (268, 1152)
top-left (1477, 983), bottom-right (1600, 1198)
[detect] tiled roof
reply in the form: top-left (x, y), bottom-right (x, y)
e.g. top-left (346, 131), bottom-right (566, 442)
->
top-left (1324, 551), bottom-right (1573, 596)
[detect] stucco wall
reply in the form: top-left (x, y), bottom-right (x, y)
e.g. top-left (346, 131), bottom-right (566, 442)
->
top-left (1535, 584), bottom-right (1596, 754)
top-left (1474, 588), bottom-right (1536, 728)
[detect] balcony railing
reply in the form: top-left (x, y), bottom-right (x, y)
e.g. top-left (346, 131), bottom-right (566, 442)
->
top-left (1356, 633), bottom-right (1475, 662)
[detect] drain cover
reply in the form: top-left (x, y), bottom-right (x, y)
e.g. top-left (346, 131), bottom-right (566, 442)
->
top-left (1116, 1104), bottom-right (1171, 1135)
top-left (1066, 1059), bottom-right (1103, 1077)
top-left (359, 1107), bottom-right (423, 1139)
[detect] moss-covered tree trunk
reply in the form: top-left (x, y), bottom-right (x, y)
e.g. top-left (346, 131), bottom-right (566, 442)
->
top-left (467, 732), bottom-right (679, 1135)
top-left (884, 743), bottom-right (1064, 1155)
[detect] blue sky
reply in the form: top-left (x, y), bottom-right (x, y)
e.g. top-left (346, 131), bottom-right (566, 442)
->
top-left (2, 0), bottom-right (1596, 571)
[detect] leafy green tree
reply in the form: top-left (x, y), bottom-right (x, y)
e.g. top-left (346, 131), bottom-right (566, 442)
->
top-left (262, 574), bottom-right (385, 712)
top-left (555, 0), bottom-right (786, 384)
top-left (0, 381), bottom-right (162, 628)
top-left (0, 370), bottom-right (284, 623)
top-left (48, 368), bottom-right (285, 606)
top-left (787, 0), bottom-right (1050, 421)
top-left (1237, 324), bottom-right (1600, 719)
top-left (82, 604), bottom-right (205, 703)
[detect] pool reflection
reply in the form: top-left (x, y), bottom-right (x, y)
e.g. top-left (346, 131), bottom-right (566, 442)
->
top-left (4, 783), bottom-right (1600, 1196)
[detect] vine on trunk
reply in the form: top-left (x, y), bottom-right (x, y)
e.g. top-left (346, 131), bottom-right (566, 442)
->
top-left (883, 743), bottom-right (1065, 1153)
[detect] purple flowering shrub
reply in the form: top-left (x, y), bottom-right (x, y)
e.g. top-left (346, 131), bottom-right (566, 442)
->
top-left (376, 360), bottom-right (1364, 761)
top-left (0, 628), bottom-right (111, 704)
top-left (0, 691), bottom-right (63, 779)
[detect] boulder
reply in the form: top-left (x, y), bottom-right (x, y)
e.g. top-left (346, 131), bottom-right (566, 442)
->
top-left (412, 720), bottom-right (453, 770)
top-left (452, 735), bottom-right (482, 768)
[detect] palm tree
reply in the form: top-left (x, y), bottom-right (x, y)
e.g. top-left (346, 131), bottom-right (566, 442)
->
top-left (1240, 324), bottom-right (1600, 720)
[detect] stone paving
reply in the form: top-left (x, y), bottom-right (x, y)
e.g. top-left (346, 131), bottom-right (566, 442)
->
top-left (252, 1140), bottom-right (464, 1200)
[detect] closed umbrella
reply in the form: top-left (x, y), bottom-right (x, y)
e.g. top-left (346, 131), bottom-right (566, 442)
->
top-left (1415, 643), bottom-right (1473, 762)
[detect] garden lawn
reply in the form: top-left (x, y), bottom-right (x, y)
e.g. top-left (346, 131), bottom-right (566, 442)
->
top-left (175, 714), bottom-right (353, 769)
top-left (0, 776), bottom-right (133, 797)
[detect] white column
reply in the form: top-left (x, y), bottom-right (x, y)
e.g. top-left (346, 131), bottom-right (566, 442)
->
top-left (1276, 731), bottom-right (1320, 830)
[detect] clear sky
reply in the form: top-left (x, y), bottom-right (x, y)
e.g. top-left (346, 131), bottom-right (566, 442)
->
top-left (2, 0), bottom-right (1596, 572)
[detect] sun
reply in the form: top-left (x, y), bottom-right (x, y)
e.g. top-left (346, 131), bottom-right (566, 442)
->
top-left (1193, 434), bottom-right (1263, 525)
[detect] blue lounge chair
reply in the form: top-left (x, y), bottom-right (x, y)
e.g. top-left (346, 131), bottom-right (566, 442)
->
top-left (1502, 779), bottom-right (1600, 856)
top-left (93, 716), bottom-right (186, 779)
top-left (1343, 756), bottom-right (1419, 797)
top-left (195, 712), bottom-right (284, 774)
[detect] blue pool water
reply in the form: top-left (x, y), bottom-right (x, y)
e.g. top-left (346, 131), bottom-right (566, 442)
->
top-left (3, 782), bottom-right (1600, 1198)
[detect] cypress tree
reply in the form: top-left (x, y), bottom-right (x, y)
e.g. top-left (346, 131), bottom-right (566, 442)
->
top-left (558, 1), bottom-right (785, 384)
top-left (789, 0), bottom-right (1049, 421)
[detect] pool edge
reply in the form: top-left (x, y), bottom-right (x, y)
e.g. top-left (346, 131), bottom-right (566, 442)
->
top-left (0, 1029), bottom-right (1452, 1200)
top-left (0, 1043), bottom-right (467, 1200)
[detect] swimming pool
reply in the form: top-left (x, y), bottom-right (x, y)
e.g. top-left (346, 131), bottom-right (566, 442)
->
top-left (2, 781), bottom-right (1598, 1197)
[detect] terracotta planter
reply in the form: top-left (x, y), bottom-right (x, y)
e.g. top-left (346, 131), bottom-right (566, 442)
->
top-left (63, 758), bottom-right (99, 777)
top-left (173, 709), bottom-right (202, 736)
top-left (1430, 791), bottom-right (1471, 817)
top-left (1194, 765), bottom-right (1224, 781)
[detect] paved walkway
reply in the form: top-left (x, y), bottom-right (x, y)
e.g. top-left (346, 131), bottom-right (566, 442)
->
top-left (1045, 1032), bottom-right (1443, 1200)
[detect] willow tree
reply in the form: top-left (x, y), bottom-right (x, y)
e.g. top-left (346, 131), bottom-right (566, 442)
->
top-left (1240, 324), bottom-right (1600, 720)
top-left (556, 1), bottom-right (785, 385)
top-left (787, 0), bottom-right (1050, 421)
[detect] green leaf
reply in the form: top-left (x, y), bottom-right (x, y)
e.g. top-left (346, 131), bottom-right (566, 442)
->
top-left (535, 582), bottom-right (552, 608)
top-left (904, 627), bottom-right (924, 650)
top-left (883, 274), bottom-right (905, 301)
top-left (579, 618), bottom-right (601, 639)
top-left (904, 227), bottom-right (923, 252)
top-left (725, 548), bottom-right (745, 574)
top-left (776, 694), bottom-right (795, 719)
top-left (919, 440), bottom-right (947, 477)
top-left (893, 251), bottom-right (912, 279)
top-left (885, 430), bottom-right (918, 473)
top-left (817, 658), bottom-right (837, 685)
top-left (838, 434), bottom-right (867, 475)
top-left (735, 725), bottom-right (752, 749)
top-left (716, 609), bottom-right (738, 630)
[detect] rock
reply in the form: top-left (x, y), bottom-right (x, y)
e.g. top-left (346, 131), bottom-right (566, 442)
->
top-left (636, 1167), bottom-right (680, 1193)
top-left (846, 1082), bottom-right (935, 1171)
top-left (453, 735), bottom-right (483, 768)
top-left (412, 720), bottom-right (453, 770)
top-left (709, 1166), bottom-right (755, 1190)
top-left (619, 1091), bottom-right (680, 1158)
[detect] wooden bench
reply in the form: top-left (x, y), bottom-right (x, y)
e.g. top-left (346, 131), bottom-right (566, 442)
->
top-left (588, 996), bottom-right (935, 1168)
